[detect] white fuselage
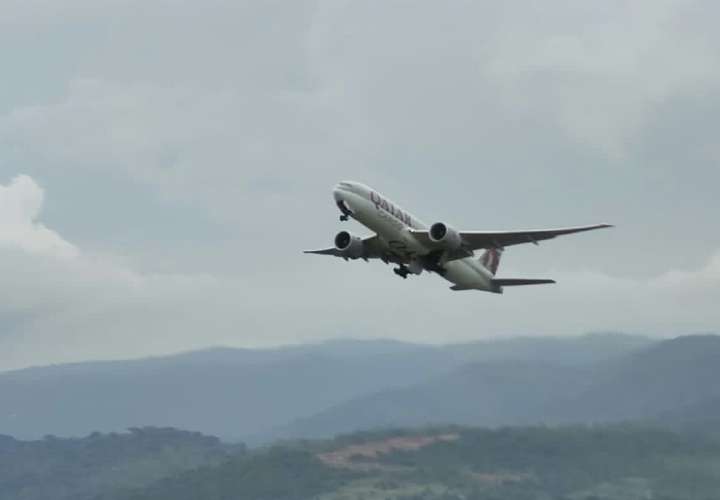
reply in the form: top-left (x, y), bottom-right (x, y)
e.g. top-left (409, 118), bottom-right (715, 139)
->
top-left (334, 182), bottom-right (495, 291)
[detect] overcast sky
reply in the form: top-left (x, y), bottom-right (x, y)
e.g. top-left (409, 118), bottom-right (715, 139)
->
top-left (0, 0), bottom-right (719, 370)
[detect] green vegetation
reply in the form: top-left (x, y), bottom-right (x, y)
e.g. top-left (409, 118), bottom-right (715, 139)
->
top-left (120, 448), bottom-right (358, 500)
top-left (0, 427), bottom-right (239, 500)
top-left (3, 335), bottom-right (720, 500)
top-left (108, 425), bottom-right (720, 500)
top-left (4, 424), bottom-right (720, 500)
top-left (374, 426), bottom-right (719, 499)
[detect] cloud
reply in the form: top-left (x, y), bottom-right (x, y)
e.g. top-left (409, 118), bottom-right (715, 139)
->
top-left (3, 1), bottom-right (719, 206)
top-left (0, 174), bottom-right (239, 369)
top-left (0, 78), bottom-right (348, 220)
top-left (478, 0), bottom-right (720, 156)
top-left (0, 175), bottom-right (78, 259)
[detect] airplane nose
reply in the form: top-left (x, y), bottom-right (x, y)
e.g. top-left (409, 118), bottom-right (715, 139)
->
top-left (333, 183), bottom-right (354, 221)
top-left (333, 185), bottom-right (343, 202)
top-left (334, 182), bottom-right (352, 201)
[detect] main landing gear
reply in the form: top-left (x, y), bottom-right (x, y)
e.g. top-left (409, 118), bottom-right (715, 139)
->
top-left (393, 265), bottom-right (410, 279)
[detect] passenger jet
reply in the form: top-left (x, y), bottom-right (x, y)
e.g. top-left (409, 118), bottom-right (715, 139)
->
top-left (305, 181), bottom-right (611, 293)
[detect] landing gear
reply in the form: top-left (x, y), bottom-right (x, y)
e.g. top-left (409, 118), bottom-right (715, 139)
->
top-left (393, 266), bottom-right (410, 279)
top-left (336, 200), bottom-right (352, 222)
top-left (421, 251), bottom-right (447, 276)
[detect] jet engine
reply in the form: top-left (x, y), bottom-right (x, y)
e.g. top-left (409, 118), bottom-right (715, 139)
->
top-left (429, 222), bottom-right (463, 250)
top-left (334, 231), bottom-right (364, 259)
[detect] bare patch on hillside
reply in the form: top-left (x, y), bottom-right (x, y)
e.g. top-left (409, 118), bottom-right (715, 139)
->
top-left (318, 433), bottom-right (459, 471)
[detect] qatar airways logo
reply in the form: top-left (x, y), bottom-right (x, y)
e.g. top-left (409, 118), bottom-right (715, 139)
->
top-left (370, 191), bottom-right (412, 226)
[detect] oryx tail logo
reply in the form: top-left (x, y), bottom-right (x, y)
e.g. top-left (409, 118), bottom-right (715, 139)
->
top-left (480, 248), bottom-right (502, 275)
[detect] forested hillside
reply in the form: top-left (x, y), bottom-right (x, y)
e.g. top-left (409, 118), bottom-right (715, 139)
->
top-left (0, 427), bottom-right (238, 500)
top-left (3, 424), bottom-right (720, 499)
top-left (109, 425), bottom-right (720, 500)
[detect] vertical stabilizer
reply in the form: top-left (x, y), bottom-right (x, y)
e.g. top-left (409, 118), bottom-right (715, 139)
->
top-left (479, 248), bottom-right (503, 275)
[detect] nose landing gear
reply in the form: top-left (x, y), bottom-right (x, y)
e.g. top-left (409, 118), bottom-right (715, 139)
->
top-left (336, 200), bottom-right (353, 222)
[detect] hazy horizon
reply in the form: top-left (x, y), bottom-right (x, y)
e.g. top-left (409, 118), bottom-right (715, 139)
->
top-left (0, 330), bottom-right (683, 374)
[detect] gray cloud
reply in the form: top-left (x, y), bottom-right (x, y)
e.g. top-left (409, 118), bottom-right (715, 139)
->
top-left (0, 175), bottom-right (77, 258)
top-left (0, 0), bottom-right (718, 369)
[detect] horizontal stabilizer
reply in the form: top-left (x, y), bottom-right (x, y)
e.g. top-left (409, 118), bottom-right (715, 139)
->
top-left (493, 278), bottom-right (556, 287)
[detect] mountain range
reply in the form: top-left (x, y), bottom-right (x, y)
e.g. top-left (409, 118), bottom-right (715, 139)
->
top-left (4, 333), bottom-right (720, 443)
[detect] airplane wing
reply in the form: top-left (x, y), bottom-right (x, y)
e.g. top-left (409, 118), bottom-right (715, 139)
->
top-left (304, 235), bottom-right (385, 260)
top-left (410, 224), bottom-right (612, 254)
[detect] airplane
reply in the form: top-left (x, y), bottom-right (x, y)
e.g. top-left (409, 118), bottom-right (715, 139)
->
top-left (305, 181), bottom-right (612, 293)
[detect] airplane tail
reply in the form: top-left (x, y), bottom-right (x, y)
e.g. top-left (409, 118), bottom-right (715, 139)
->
top-left (479, 248), bottom-right (503, 275)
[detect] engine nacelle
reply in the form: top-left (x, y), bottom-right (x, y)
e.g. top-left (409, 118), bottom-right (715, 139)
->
top-left (334, 231), bottom-right (364, 259)
top-left (429, 222), bottom-right (463, 250)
